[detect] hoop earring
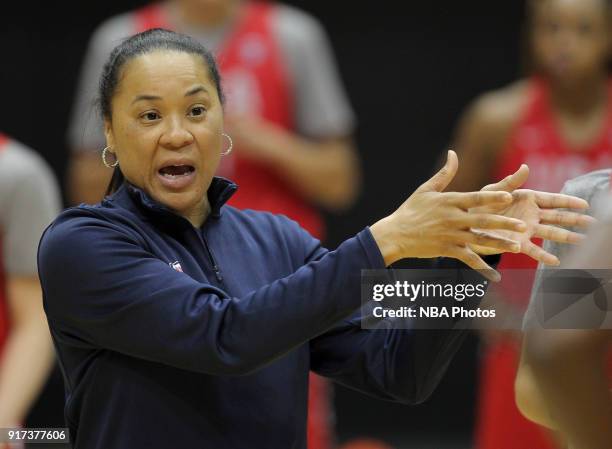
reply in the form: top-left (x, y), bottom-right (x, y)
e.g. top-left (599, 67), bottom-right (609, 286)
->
top-left (221, 133), bottom-right (233, 156)
top-left (102, 146), bottom-right (119, 168)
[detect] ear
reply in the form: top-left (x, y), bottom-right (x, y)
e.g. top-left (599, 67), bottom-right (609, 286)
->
top-left (103, 119), bottom-right (115, 152)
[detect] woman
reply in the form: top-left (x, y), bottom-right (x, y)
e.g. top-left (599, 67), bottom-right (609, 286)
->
top-left (448, 0), bottom-right (612, 447)
top-left (70, 5), bottom-right (361, 443)
top-left (38, 29), bottom-right (588, 448)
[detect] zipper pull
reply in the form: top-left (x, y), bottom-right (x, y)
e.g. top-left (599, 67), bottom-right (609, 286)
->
top-left (212, 265), bottom-right (223, 283)
top-left (199, 230), bottom-right (224, 283)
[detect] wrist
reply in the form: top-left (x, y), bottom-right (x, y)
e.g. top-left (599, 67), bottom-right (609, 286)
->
top-left (369, 216), bottom-right (402, 266)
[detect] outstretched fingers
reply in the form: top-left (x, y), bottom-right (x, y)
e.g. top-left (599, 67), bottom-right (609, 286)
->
top-left (453, 230), bottom-right (521, 253)
top-left (534, 224), bottom-right (585, 245)
top-left (455, 213), bottom-right (526, 232)
top-left (523, 240), bottom-right (561, 266)
top-left (446, 190), bottom-right (513, 209)
top-left (446, 246), bottom-right (501, 282)
top-left (534, 191), bottom-right (589, 210)
top-left (539, 209), bottom-right (596, 228)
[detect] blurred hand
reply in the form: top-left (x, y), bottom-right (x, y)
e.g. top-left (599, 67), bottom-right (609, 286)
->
top-left (224, 115), bottom-right (287, 162)
top-left (469, 164), bottom-right (595, 265)
top-left (370, 150), bottom-right (526, 281)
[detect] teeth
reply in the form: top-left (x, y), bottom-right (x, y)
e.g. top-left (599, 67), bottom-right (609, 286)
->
top-left (159, 166), bottom-right (194, 177)
top-left (162, 172), bottom-right (188, 178)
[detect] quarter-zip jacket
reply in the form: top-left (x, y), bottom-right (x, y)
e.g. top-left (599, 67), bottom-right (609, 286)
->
top-left (38, 177), bottom-right (495, 449)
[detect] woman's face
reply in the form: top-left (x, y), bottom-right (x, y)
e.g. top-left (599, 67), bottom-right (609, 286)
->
top-left (532, 0), bottom-right (610, 83)
top-left (104, 50), bottom-right (223, 223)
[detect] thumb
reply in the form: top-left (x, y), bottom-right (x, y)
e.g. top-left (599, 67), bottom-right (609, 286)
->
top-left (416, 150), bottom-right (459, 193)
top-left (482, 164), bottom-right (529, 192)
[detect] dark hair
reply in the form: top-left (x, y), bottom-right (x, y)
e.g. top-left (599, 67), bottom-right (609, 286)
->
top-left (100, 28), bottom-right (224, 196)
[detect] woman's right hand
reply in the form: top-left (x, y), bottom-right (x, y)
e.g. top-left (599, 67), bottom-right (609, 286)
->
top-left (370, 150), bottom-right (526, 281)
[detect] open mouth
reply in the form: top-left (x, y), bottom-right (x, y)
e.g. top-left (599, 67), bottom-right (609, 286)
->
top-left (157, 164), bottom-right (197, 190)
top-left (158, 165), bottom-right (195, 178)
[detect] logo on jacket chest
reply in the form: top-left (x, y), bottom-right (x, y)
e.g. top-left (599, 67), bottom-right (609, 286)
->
top-left (169, 261), bottom-right (183, 272)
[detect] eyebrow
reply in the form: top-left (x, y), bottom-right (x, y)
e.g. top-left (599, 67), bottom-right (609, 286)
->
top-left (131, 86), bottom-right (209, 105)
top-left (185, 85), bottom-right (209, 97)
top-left (131, 94), bottom-right (162, 105)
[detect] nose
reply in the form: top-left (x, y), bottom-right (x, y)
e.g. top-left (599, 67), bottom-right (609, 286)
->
top-left (159, 116), bottom-right (194, 150)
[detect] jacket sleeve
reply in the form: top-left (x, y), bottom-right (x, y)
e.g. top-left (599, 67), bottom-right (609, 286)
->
top-left (38, 209), bottom-right (385, 376)
top-left (309, 255), bottom-right (500, 405)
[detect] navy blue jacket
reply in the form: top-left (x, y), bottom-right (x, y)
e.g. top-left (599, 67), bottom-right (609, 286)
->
top-left (38, 178), bottom-right (489, 449)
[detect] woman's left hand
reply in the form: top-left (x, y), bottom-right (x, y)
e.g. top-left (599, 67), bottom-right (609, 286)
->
top-left (469, 164), bottom-right (595, 265)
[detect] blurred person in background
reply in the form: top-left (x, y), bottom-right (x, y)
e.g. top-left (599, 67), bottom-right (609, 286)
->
top-left (448, 0), bottom-right (612, 447)
top-left (0, 133), bottom-right (61, 447)
top-left (66, 1), bottom-right (360, 447)
top-left (515, 168), bottom-right (612, 449)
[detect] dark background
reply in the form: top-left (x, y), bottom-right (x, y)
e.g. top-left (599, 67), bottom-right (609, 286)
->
top-left (0, 1), bottom-right (526, 446)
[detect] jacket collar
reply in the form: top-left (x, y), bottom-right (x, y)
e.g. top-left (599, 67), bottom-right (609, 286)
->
top-left (109, 176), bottom-right (238, 227)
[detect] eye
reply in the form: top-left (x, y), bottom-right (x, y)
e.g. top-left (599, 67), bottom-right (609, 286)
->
top-left (189, 106), bottom-right (207, 118)
top-left (140, 111), bottom-right (160, 122)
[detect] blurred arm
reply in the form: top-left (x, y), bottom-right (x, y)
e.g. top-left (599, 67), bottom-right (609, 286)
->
top-left (516, 234), bottom-right (563, 429)
top-left (0, 276), bottom-right (55, 426)
top-left (524, 329), bottom-right (612, 449)
top-left (515, 344), bottom-right (559, 429)
top-left (447, 85), bottom-right (524, 192)
top-left (271, 135), bottom-right (359, 211)
top-left (0, 146), bottom-right (61, 427)
top-left (228, 119), bottom-right (359, 211)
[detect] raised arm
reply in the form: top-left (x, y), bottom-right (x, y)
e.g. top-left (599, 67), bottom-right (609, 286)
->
top-left (310, 256), bottom-right (498, 405)
top-left (41, 151), bottom-right (523, 377)
top-left (41, 151), bottom-right (589, 381)
top-left (310, 160), bottom-right (592, 405)
top-left (39, 212), bottom-right (384, 377)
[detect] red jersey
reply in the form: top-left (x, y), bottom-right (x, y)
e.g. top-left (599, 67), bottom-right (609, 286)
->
top-left (134, 1), bottom-right (324, 238)
top-left (495, 77), bottom-right (612, 276)
top-left (0, 133), bottom-right (10, 356)
top-left (476, 78), bottom-right (612, 449)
